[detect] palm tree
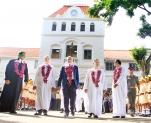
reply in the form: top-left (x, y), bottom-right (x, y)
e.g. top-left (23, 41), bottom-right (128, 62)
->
top-left (130, 46), bottom-right (151, 77)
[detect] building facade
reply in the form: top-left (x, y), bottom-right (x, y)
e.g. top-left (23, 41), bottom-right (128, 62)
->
top-left (0, 47), bottom-right (142, 88)
top-left (38, 4), bottom-right (105, 84)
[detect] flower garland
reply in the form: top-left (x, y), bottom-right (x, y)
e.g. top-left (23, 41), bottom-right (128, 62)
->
top-left (91, 69), bottom-right (101, 87)
top-left (65, 65), bottom-right (74, 85)
top-left (14, 60), bottom-right (26, 78)
top-left (113, 67), bottom-right (122, 84)
top-left (41, 65), bottom-right (51, 83)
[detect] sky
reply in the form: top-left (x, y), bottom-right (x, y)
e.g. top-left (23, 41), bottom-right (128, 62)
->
top-left (0, 0), bottom-right (150, 50)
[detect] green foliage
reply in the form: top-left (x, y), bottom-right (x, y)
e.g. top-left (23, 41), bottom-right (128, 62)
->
top-left (88, 0), bottom-right (151, 38)
top-left (130, 46), bottom-right (147, 65)
top-left (137, 15), bottom-right (151, 38)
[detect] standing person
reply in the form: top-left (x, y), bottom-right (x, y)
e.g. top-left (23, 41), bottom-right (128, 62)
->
top-left (112, 59), bottom-right (127, 118)
top-left (58, 56), bottom-right (79, 117)
top-left (50, 91), bottom-right (56, 110)
top-left (83, 59), bottom-right (107, 118)
top-left (104, 93), bottom-right (110, 113)
top-left (21, 82), bottom-right (29, 110)
top-left (109, 91), bottom-right (113, 112)
top-left (33, 55), bottom-right (56, 115)
top-left (0, 51), bottom-right (28, 113)
top-left (76, 86), bottom-right (83, 112)
top-left (127, 66), bottom-right (140, 117)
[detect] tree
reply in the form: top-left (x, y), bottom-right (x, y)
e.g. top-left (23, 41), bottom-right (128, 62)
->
top-left (88, 0), bottom-right (151, 39)
top-left (130, 46), bottom-right (151, 77)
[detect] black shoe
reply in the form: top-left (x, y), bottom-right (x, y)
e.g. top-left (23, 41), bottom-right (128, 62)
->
top-left (34, 112), bottom-right (41, 115)
top-left (34, 109), bottom-right (42, 115)
top-left (71, 111), bottom-right (75, 116)
top-left (43, 109), bottom-right (47, 115)
top-left (121, 116), bottom-right (125, 118)
top-left (93, 115), bottom-right (98, 118)
top-left (60, 109), bottom-right (64, 113)
top-left (10, 111), bottom-right (17, 114)
top-left (88, 113), bottom-right (93, 118)
top-left (113, 116), bottom-right (120, 118)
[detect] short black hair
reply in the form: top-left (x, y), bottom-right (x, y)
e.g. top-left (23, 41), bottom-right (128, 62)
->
top-left (115, 59), bottom-right (121, 65)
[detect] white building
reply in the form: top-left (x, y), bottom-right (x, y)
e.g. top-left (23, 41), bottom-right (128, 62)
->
top-left (0, 4), bottom-right (143, 89)
top-left (38, 4), bottom-right (105, 84)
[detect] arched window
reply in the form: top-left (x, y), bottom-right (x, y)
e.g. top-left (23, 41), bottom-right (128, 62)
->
top-left (71, 22), bottom-right (76, 31)
top-left (61, 22), bottom-right (66, 31)
top-left (52, 22), bottom-right (57, 31)
top-left (90, 23), bottom-right (95, 32)
top-left (80, 22), bottom-right (85, 31)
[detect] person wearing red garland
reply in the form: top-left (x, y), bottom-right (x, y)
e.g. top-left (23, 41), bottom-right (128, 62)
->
top-left (58, 56), bottom-right (79, 117)
top-left (112, 59), bottom-right (127, 118)
top-left (83, 59), bottom-right (107, 118)
top-left (33, 55), bottom-right (56, 115)
top-left (0, 51), bottom-right (28, 114)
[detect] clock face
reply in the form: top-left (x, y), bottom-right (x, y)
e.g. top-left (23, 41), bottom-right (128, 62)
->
top-left (71, 10), bottom-right (78, 16)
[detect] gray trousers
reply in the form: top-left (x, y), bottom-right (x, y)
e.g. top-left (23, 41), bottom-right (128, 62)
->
top-left (128, 88), bottom-right (136, 113)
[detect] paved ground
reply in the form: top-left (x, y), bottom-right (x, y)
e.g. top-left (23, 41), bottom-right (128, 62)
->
top-left (0, 111), bottom-right (151, 123)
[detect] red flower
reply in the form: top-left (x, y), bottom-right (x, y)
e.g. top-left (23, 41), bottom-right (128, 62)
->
top-left (14, 60), bottom-right (26, 78)
top-left (41, 65), bottom-right (51, 83)
top-left (91, 70), bottom-right (101, 87)
top-left (113, 67), bottom-right (122, 84)
top-left (65, 65), bottom-right (74, 85)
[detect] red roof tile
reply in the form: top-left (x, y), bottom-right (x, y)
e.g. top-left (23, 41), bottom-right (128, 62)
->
top-left (104, 50), bottom-right (132, 60)
top-left (0, 47), bottom-right (132, 60)
top-left (0, 47), bottom-right (39, 57)
top-left (48, 5), bottom-right (89, 18)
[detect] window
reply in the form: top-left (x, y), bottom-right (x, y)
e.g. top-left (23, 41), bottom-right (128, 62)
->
top-left (52, 22), bottom-right (57, 31)
top-left (34, 60), bottom-right (38, 69)
top-left (61, 22), bottom-right (66, 31)
top-left (71, 22), bottom-right (76, 31)
top-left (129, 63), bottom-right (139, 71)
top-left (105, 62), bottom-right (114, 70)
top-left (51, 49), bottom-right (61, 59)
top-left (90, 23), bottom-right (95, 32)
top-left (80, 22), bottom-right (85, 31)
top-left (84, 50), bottom-right (92, 59)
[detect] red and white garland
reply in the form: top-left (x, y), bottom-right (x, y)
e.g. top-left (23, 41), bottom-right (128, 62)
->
top-left (113, 67), bottom-right (122, 84)
top-left (91, 69), bottom-right (101, 87)
top-left (14, 60), bottom-right (26, 78)
top-left (65, 65), bottom-right (74, 85)
top-left (41, 65), bottom-right (51, 83)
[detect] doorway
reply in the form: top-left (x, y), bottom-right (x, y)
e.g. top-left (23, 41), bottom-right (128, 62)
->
top-left (66, 45), bottom-right (77, 58)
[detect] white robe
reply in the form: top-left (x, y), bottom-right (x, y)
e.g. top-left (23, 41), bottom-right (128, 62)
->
top-left (83, 68), bottom-right (107, 116)
top-left (82, 91), bottom-right (89, 112)
top-left (76, 89), bottom-right (83, 112)
top-left (34, 64), bottom-right (56, 111)
top-left (112, 66), bottom-right (127, 116)
top-left (59, 87), bottom-right (64, 109)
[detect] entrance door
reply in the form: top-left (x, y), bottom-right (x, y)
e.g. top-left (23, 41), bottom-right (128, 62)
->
top-left (66, 45), bottom-right (77, 58)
